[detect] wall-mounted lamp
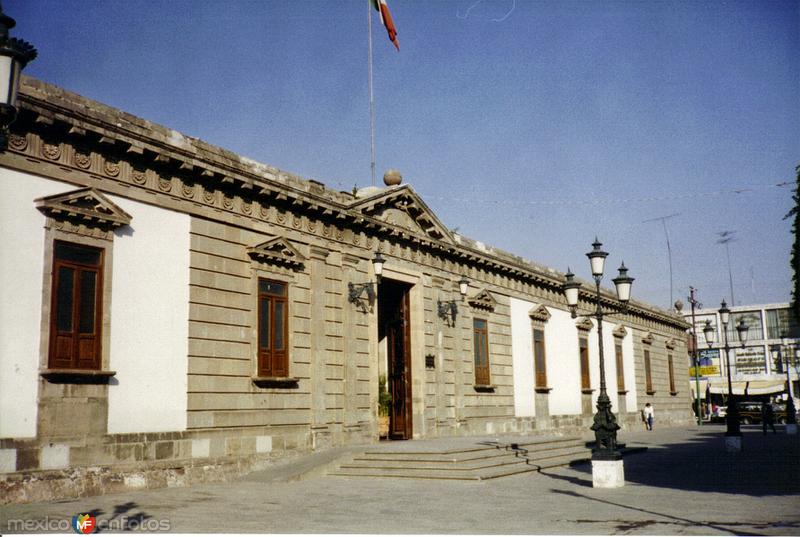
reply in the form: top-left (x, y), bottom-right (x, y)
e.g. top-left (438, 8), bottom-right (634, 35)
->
top-left (437, 276), bottom-right (469, 325)
top-left (0, 5), bottom-right (37, 151)
top-left (347, 252), bottom-right (385, 312)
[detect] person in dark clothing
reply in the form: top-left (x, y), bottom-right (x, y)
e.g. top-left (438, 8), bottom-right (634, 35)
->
top-left (762, 402), bottom-right (776, 435)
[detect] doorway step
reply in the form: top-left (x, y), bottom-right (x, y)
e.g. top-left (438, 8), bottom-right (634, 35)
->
top-left (328, 436), bottom-right (590, 480)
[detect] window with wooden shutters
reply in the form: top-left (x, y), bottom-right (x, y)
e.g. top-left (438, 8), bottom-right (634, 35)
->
top-left (48, 241), bottom-right (103, 370)
top-left (473, 318), bottom-right (490, 386)
top-left (668, 353), bottom-right (676, 394)
top-left (615, 342), bottom-right (626, 392)
top-left (533, 328), bottom-right (547, 388)
top-left (579, 336), bottom-right (590, 390)
top-left (645, 349), bottom-right (654, 394)
top-left (258, 279), bottom-right (289, 377)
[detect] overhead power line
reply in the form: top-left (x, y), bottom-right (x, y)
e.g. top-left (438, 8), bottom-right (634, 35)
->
top-left (418, 181), bottom-right (790, 208)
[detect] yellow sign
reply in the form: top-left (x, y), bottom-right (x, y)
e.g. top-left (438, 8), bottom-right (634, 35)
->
top-left (689, 366), bottom-right (719, 376)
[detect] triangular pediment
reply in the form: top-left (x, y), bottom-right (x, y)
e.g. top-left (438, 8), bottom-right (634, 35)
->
top-left (348, 185), bottom-right (454, 244)
top-left (247, 237), bottom-right (307, 269)
top-left (468, 288), bottom-right (497, 311)
top-left (528, 304), bottom-right (551, 323)
top-left (35, 187), bottom-right (132, 229)
top-left (642, 332), bottom-right (655, 345)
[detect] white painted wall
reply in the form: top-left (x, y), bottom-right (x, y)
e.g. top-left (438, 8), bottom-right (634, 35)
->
top-left (510, 300), bottom-right (637, 418)
top-left (107, 196), bottom-right (189, 433)
top-left (584, 318), bottom-right (631, 411)
top-left (623, 329), bottom-right (638, 411)
top-left (0, 170), bottom-right (71, 438)
top-left (547, 308), bottom-right (583, 415)
top-left (509, 297), bottom-right (535, 417)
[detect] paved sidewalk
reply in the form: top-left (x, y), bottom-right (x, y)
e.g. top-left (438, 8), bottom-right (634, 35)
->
top-left (1, 424), bottom-right (799, 534)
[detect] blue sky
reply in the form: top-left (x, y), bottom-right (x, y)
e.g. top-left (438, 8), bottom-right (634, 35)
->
top-left (11, 0), bottom-right (799, 311)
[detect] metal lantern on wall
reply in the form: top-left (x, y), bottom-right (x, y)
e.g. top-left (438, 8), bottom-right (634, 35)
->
top-left (0, 5), bottom-right (36, 151)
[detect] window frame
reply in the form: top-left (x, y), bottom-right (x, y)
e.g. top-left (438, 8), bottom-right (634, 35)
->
top-left (48, 240), bottom-right (105, 371)
top-left (533, 327), bottom-right (547, 389)
top-left (614, 341), bottom-right (626, 393)
top-left (579, 335), bottom-right (591, 391)
top-left (473, 317), bottom-right (491, 386)
top-left (644, 348), bottom-right (654, 394)
top-left (256, 278), bottom-right (289, 378)
top-left (668, 352), bottom-right (677, 395)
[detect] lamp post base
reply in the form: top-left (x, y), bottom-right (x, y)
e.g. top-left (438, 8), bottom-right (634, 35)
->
top-left (786, 423), bottom-right (797, 435)
top-left (592, 459), bottom-right (625, 488)
top-left (724, 434), bottom-right (742, 452)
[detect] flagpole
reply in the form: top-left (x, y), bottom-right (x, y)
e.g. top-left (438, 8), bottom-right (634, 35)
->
top-left (367, 0), bottom-right (376, 187)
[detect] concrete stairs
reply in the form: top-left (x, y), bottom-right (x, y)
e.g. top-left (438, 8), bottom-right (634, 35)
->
top-left (329, 436), bottom-right (592, 481)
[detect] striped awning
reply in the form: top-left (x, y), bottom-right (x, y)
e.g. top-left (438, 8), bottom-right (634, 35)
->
top-left (689, 380), bottom-right (709, 399)
top-left (697, 378), bottom-right (786, 396)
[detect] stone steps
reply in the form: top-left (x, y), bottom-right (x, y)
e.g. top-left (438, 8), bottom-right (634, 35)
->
top-left (329, 437), bottom-right (592, 481)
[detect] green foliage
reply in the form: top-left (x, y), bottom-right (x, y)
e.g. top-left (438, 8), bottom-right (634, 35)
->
top-left (378, 374), bottom-right (391, 416)
top-left (785, 165), bottom-right (800, 320)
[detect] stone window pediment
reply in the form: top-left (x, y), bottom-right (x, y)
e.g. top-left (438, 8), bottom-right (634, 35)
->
top-left (665, 338), bottom-right (677, 350)
top-left (467, 289), bottom-right (497, 312)
top-left (528, 304), bottom-right (551, 323)
top-left (642, 332), bottom-right (655, 345)
top-left (247, 237), bottom-right (307, 270)
top-left (348, 185), bottom-right (454, 245)
top-left (575, 317), bottom-right (594, 332)
top-left (613, 324), bottom-right (628, 339)
top-left (35, 187), bottom-right (132, 230)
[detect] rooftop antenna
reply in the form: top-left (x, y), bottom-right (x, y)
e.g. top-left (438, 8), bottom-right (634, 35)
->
top-left (716, 230), bottom-right (738, 307)
top-left (643, 213), bottom-right (681, 308)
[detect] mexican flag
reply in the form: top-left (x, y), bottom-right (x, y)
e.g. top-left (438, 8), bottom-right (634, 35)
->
top-left (372, 0), bottom-right (399, 51)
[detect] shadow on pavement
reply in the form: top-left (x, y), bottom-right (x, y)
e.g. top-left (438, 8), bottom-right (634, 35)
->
top-left (549, 488), bottom-right (794, 536)
top-left (81, 501), bottom-right (156, 533)
top-left (566, 427), bottom-right (800, 496)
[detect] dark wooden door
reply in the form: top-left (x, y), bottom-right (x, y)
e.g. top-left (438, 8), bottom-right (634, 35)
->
top-left (387, 288), bottom-right (412, 440)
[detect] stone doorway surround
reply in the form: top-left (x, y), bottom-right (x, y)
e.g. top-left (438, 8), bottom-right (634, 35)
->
top-left (372, 266), bottom-right (424, 440)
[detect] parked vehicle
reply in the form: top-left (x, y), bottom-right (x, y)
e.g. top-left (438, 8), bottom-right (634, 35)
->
top-left (737, 402), bottom-right (789, 425)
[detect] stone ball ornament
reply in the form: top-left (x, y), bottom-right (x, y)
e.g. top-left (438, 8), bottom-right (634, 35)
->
top-left (383, 169), bottom-right (402, 186)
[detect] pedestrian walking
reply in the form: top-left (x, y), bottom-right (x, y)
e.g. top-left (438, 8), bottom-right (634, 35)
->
top-left (643, 402), bottom-right (654, 431)
top-left (762, 402), bottom-right (776, 435)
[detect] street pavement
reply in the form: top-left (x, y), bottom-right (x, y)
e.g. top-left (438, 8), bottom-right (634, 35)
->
top-left (1, 424), bottom-right (799, 535)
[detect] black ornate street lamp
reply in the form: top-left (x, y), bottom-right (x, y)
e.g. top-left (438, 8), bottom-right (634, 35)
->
top-left (562, 238), bottom-right (634, 461)
top-left (702, 299), bottom-right (748, 447)
top-left (0, 3), bottom-right (36, 151)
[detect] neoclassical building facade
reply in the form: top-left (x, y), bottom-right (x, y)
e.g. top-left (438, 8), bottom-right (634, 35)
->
top-left (0, 77), bottom-right (691, 503)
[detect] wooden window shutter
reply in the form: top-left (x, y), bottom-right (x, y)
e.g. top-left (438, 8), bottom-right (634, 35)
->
top-left (258, 279), bottom-right (289, 377)
top-left (533, 328), bottom-right (547, 388)
top-left (579, 337), bottom-right (590, 390)
top-left (645, 349), bottom-right (653, 393)
top-left (473, 318), bottom-right (490, 385)
top-left (615, 343), bottom-right (625, 392)
top-left (49, 241), bottom-right (103, 370)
